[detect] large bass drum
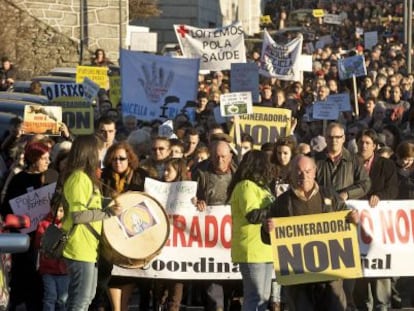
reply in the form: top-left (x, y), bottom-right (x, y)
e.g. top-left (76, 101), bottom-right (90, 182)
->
top-left (100, 191), bottom-right (169, 269)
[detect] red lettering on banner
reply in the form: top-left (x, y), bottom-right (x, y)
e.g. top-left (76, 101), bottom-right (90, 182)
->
top-left (380, 210), bottom-right (395, 243)
top-left (395, 209), bottom-right (410, 243)
top-left (359, 210), bottom-right (373, 244)
top-left (188, 217), bottom-right (203, 247)
top-left (205, 216), bottom-right (218, 248)
top-left (168, 214), bottom-right (232, 248)
top-left (380, 209), bottom-right (414, 244)
top-left (171, 215), bottom-right (187, 247)
top-left (221, 215), bottom-right (232, 249)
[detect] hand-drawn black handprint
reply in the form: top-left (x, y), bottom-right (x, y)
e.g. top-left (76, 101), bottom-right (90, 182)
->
top-left (138, 62), bottom-right (174, 103)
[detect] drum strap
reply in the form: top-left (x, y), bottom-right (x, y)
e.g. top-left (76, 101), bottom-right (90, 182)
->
top-left (84, 223), bottom-right (100, 241)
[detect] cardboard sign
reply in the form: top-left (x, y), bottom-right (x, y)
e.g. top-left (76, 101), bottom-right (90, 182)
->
top-left (51, 97), bottom-right (94, 135)
top-left (338, 55), bottom-right (367, 80)
top-left (270, 211), bottom-right (362, 285)
top-left (76, 66), bottom-right (109, 89)
top-left (9, 183), bottom-right (56, 233)
top-left (220, 92), bottom-right (253, 117)
top-left (23, 105), bottom-right (62, 135)
top-left (130, 32), bottom-right (158, 53)
top-left (230, 63), bottom-right (260, 103)
top-left (312, 101), bottom-right (340, 120)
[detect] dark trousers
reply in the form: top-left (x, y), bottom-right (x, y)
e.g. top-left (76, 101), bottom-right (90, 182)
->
top-left (286, 280), bottom-right (346, 311)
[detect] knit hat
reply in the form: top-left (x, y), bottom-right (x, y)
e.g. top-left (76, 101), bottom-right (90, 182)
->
top-left (310, 135), bottom-right (327, 152)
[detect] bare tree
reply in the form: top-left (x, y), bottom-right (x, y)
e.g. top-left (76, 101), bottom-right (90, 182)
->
top-left (129, 0), bottom-right (161, 19)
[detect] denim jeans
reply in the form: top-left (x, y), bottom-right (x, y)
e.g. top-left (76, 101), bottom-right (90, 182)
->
top-left (42, 274), bottom-right (70, 311)
top-left (239, 262), bottom-right (273, 311)
top-left (65, 259), bottom-right (98, 311)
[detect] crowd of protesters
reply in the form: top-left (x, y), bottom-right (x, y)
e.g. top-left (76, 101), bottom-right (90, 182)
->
top-left (1, 0), bottom-right (414, 310)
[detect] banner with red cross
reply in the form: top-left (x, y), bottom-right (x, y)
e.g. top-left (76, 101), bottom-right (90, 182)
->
top-left (174, 22), bottom-right (246, 71)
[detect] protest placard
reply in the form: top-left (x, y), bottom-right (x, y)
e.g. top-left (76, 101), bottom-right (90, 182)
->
top-left (109, 75), bottom-right (121, 108)
top-left (338, 55), bottom-right (367, 80)
top-left (144, 178), bottom-right (197, 214)
top-left (312, 101), bottom-right (340, 120)
top-left (109, 180), bottom-right (236, 279)
top-left (327, 93), bottom-right (352, 112)
top-left (9, 183), bottom-right (56, 233)
top-left (323, 13), bottom-right (343, 25)
top-left (348, 200), bottom-right (414, 277)
top-left (82, 77), bottom-right (100, 103)
top-left (270, 211), bottom-right (362, 285)
top-left (121, 49), bottom-right (199, 121)
top-left (42, 83), bottom-right (85, 101)
top-left (231, 107), bottom-right (291, 148)
top-left (364, 31), bottom-right (378, 50)
top-left (230, 63), bottom-right (260, 102)
top-left (112, 204), bottom-right (236, 279)
top-left (51, 97), bottom-right (94, 135)
top-left (76, 65), bottom-right (109, 89)
top-left (23, 105), bottom-right (62, 135)
top-left (130, 32), bottom-right (157, 53)
top-left (174, 22), bottom-right (246, 71)
top-left (220, 92), bottom-right (253, 117)
top-left (259, 29), bottom-right (303, 81)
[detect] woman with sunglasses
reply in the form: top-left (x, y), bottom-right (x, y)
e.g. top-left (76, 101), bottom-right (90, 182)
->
top-left (93, 141), bottom-right (147, 311)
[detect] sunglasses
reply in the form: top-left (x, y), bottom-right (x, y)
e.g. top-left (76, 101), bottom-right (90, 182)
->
top-left (327, 135), bottom-right (344, 140)
top-left (113, 157), bottom-right (128, 162)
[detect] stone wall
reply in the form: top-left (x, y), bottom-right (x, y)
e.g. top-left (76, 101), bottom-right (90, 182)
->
top-left (0, 0), bottom-right (80, 80)
top-left (0, 0), bottom-right (127, 80)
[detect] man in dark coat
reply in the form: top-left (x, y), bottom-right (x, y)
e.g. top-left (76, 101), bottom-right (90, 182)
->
top-left (353, 128), bottom-right (398, 311)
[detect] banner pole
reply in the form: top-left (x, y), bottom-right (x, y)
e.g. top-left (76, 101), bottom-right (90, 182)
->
top-left (352, 74), bottom-right (359, 118)
top-left (234, 115), bottom-right (242, 163)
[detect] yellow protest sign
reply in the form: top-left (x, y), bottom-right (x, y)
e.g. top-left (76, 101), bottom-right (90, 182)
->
top-left (260, 15), bottom-right (273, 25)
top-left (312, 9), bottom-right (325, 18)
top-left (51, 96), bottom-right (94, 135)
top-left (76, 65), bottom-right (109, 89)
top-left (270, 211), bottom-right (362, 285)
top-left (109, 75), bottom-right (121, 107)
top-left (231, 107), bottom-right (291, 148)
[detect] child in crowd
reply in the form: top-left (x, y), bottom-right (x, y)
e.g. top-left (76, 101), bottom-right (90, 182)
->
top-left (154, 158), bottom-right (190, 311)
top-left (35, 206), bottom-right (69, 311)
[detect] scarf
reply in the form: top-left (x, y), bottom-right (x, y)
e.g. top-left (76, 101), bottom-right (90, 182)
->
top-left (112, 167), bottom-right (132, 194)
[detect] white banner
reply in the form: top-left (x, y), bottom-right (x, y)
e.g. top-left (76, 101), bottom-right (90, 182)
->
top-left (259, 29), bottom-right (303, 81)
top-left (174, 22), bottom-right (246, 71)
top-left (112, 204), bottom-right (236, 279)
top-left (348, 200), bottom-right (414, 277)
top-left (120, 49), bottom-right (199, 121)
top-left (112, 199), bottom-right (414, 279)
top-left (9, 183), bottom-right (56, 233)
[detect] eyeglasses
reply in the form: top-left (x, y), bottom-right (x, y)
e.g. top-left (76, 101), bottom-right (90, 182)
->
top-left (152, 147), bottom-right (166, 151)
top-left (327, 135), bottom-right (344, 140)
top-left (113, 157), bottom-right (128, 162)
